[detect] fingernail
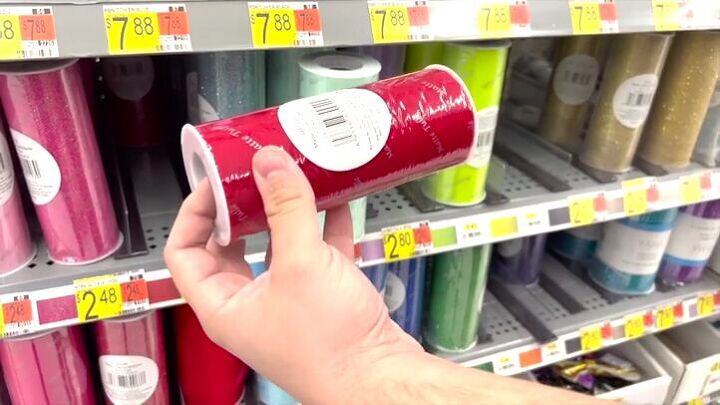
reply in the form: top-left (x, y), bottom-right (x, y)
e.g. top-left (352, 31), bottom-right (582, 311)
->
top-left (254, 146), bottom-right (290, 179)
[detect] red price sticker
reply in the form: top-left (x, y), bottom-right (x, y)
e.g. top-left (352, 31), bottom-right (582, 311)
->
top-left (0, 6), bottom-right (58, 60)
top-left (0, 293), bottom-right (37, 337)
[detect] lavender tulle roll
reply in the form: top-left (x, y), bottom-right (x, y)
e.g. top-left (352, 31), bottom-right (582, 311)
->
top-left (347, 45), bottom-right (406, 79)
top-left (658, 201), bottom-right (720, 286)
top-left (491, 234), bottom-right (548, 285)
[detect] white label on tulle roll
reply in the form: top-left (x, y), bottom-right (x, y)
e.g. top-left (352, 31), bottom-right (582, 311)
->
top-left (198, 95), bottom-right (220, 123)
top-left (99, 355), bottom-right (159, 405)
top-left (497, 238), bottom-right (523, 258)
top-left (10, 129), bottom-right (61, 206)
top-left (0, 134), bottom-right (14, 207)
top-left (552, 54), bottom-right (599, 106)
top-left (612, 74), bottom-right (659, 129)
top-left (596, 222), bottom-right (671, 275)
top-left (103, 56), bottom-right (154, 101)
top-left (467, 106), bottom-right (499, 169)
top-left (278, 89), bottom-right (391, 172)
top-left (665, 213), bottom-right (720, 261)
top-left (383, 272), bottom-right (406, 313)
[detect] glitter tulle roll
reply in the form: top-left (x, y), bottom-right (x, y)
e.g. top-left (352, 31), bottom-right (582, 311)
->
top-left (385, 258), bottom-right (426, 341)
top-left (362, 264), bottom-right (388, 292)
top-left (348, 45), bottom-right (406, 79)
top-left (186, 51), bottom-right (265, 124)
top-left (0, 117), bottom-right (34, 275)
top-left (266, 49), bottom-right (312, 106)
top-left (693, 80), bottom-right (720, 166)
top-left (404, 43), bottom-right (445, 73)
top-left (548, 224), bottom-right (602, 263)
top-left (657, 201), bottom-right (720, 286)
top-left (0, 60), bottom-right (121, 264)
top-left (491, 234), bottom-right (547, 285)
top-left (94, 311), bottom-right (169, 405)
top-left (183, 66), bottom-right (476, 243)
top-left (637, 31), bottom-right (720, 171)
top-left (579, 33), bottom-right (672, 175)
top-left (173, 304), bottom-right (249, 405)
top-left (102, 56), bottom-right (171, 147)
top-left (0, 327), bottom-right (96, 405)
top-left (538, 36), bottom-right (607, 153)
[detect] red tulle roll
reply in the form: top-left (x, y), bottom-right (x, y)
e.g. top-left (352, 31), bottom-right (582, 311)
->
top-left (0, 327), bottom-right (97, 405)
top-left (182, 66), bottom-right (476, 244)
top-left (173, 305), bottom-right (249, 405)
top-left (93, 311), bottom-right (169, 405)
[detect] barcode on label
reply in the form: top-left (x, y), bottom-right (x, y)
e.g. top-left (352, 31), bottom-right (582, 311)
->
top-left (625, 92), bottom-right (653, 106)
top-left (20, 158), bottom-right (41, 178)
top-left (563, 70), bottom-right (592, 85)
top-left (477, 129), bottom-right (495, 147)
top-left (105, 371), bottom-right (146, 388)
top-left (408, 33), bottom-right (431, 41)
top-left (309, 98), bottom-right (356, 146)
top-left (0, 151), bottom-right (6, 172)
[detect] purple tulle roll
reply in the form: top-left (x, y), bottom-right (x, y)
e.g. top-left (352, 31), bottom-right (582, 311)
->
top-left (491, 234), bottom-right (548, 285)
top-left (348, 45), bottom-right (406, 79)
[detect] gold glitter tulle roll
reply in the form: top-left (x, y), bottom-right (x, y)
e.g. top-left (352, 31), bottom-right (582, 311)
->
top-left (538, 36), bottom-right (607, 153)
top-left (579, 33), bottom-right (672, 175)
top-left (636, 31), bottom-right (720, 171)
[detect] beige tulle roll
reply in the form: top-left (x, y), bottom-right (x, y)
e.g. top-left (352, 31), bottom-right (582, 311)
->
top-left (538, 36), bottom-right (607, 153)
top-left (637, 31), bottom-right (720, 171)
top-left (579, 33), bottom-right (672, 175)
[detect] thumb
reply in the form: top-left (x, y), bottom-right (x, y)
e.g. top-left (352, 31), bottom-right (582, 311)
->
top-left (252, 146), bottom-right (323, 268)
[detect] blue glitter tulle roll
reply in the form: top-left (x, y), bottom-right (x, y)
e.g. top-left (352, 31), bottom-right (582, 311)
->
top-left (385, 258), bottom-right (426, 341)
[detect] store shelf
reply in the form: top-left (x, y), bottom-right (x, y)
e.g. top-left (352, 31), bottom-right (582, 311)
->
top-left (1, 0), bottom-right (719, 61)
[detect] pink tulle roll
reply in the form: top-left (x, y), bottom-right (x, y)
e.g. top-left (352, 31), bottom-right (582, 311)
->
top-left (0, 114), bottom-right (34, 274)
top-left (0, 326), bottom-right (97, 405)
top-left (0, 59), bottom-right (121, 265)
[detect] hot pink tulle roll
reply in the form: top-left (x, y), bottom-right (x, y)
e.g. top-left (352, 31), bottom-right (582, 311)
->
top-left (0, 59), bottom-right (122, 265)
top-left (0, 114), bottom-right (34, 274)
top-left (93, 311), bottom-right (170, 405)
top-left (0, 326), bottom-right (97, 405)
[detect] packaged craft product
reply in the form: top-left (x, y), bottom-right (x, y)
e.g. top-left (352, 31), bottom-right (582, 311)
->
top-left (102, 56), bottom-right (171, 147)
top-left (425, 245), bottom-right (491, 352)
top-left (94, 311), bottom-right (169, 405)
top-left (693, 80), bottom-right (720, 166)
top-left (299, 52), bottom-right (381, 242)
top-left (657, 201), bottom-right (720, 286)
top-left (173, 305), bottom-right (249, 405)
top-left (579, 33), bottom-right (672, 176)
top-left (538, 36), bottom-right (607, 153)
top-left (384, 258), bottom-right (426, 341)
top-left (589, 209), bottom-right (678, 295)
top-left (0, 116), bottom-right (34, 275)
top-left (404, 43), bottom-right (445, 73)
top-left (637, 31), bottom-right (720, 171)
top-left (361, 264), bottom-right (388, 293)
top-left (491, 234), bottom-right (547, 285)
top-left (0, 327), bottom-right (96, 405)
top-left (0, 59), bottom-right (122, 264)
top-left (348, 45), bottom-right (406, 79)
top-left (182, 66), bottom-right (477, 244)
top-left (256, 374), bottom-right (297, 405)
top-left (421, 41), bottom-right (510, 206)
top-left (186, 51), bottom-right (265, 124)
top-left (548, 225), bottom-right (602, 263)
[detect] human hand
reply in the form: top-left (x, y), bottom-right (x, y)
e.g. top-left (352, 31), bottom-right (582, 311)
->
top-left (165, 146), bottom-right (422, 404)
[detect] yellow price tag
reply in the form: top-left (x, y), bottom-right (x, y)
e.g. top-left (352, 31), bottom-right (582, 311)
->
top-left (656, 305), bottom-right (674, 330)
top-left (478, 3), bottom-right (512, 36)
top-left (688, 398), bottom-right (703, 405)
top-left (681, 175), bottom-right (702, 204)
top-left (75, 276), bottom-right (123, 322)
top-left (250, 7), bottom-right (298, 47)
top-left (104, 11), bottom-right (160, 54)
top-left (652, 0), bottom-right (679, 31)
top-left (0, 14), bottom-right (21, 60)
top-left (622, 178), bottom-right (649, 216)
top-left (490, 216), bottom-right (518, 238)
top-left (569, 1), bottom-right (601, 34)
top-left (580, 325), bottom-right (603, 352)
top-left (369, 5), bottom-right (410, 43)
top-left (624, 314), bottom-right (645, 339)
top-left (383, 227), bottom-right (416, 262)
top-left (698, 294), bottom-right (715, 316)
top-left (569, 197), bottom-right (595, 226)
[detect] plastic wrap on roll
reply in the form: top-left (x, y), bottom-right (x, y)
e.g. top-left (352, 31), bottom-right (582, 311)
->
top-left (0, 115), bottom-right (34, 275)
top-left (421, 41), bottom-right (510, 206)
top-left (637, 31), bottom-right (720, 170)
top-left (589, 209), bottom-right (677, 295)
top-left (348, 45), bottom-right (406, 79)
top-left (384, 258), bottom-right (426, 341)
top-left (548, 224), bottom-right (602, 263)
top-left (182, 66), bottom-right (476, 244)
top-left (0, 327), bottom-right (96, 405)
top-left (425, 245), bottom-right (490, 352)
top-left (361, 264), bottom-right (388, 293)
top-left (94, 311), bottom-right (169, 405)
top-left (538, 36), bottom-right (607, 153)
top-left (579, 34), bottom-right (672, 176)
top-left (186, 51), bottom-right (265, 124)
top-left (0, 60), bottom-right (122, 264)
top-left (693, 80), bottom-right (720, 166)
top-left (657, 201), bottom-right (720, 286)
top-left (256, 374), bottom-right (297, 405)
top-left (404, 43), bottom-right (444, 73)
top-left (491, 234), bottom-right (547, 285)
top-left (102, 56), bottom-right (171, 147)
top-left (173, 305), bottom-right (249, 405)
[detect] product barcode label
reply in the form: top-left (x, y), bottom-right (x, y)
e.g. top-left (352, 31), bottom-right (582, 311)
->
top-left (106, 371), bottom-right (147, 388)
top-left (467, 106), bottom-right (499, 169)
top-left (564, 70), bottom-right (592, 85)
top-left (0, 135), bottom-right (13, 207)
top-left (0, 149), bottom-right (5, 172)
top-left (100, 355), bottom-right (160, 404)
top-left (309, 98), bottom-right (356, 147)
top-left (613, 74), bottom-right (659, 129)
top-left (19, 158), bottom-right (41, 179)
top-left (625, 91), bottom-right (653, 107)
top-left (10, 129), bottom-right (61, 206)
top-left (0, 6), bottom-right (59, 60)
